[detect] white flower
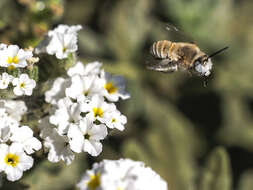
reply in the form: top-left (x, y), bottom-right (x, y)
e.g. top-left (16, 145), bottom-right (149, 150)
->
top-left (0, 143), bottom-right (34, 181)
top-left (0, 100), bottom-right (27, 121)
top-left (49, 97), bottom-right (81, 134)
top-left (195, 59), bottom-right (213, 76)
top-left (46, 25), bottom-right (82, 59)
top-left (67, 61), bottom-right (102, 77)
top-left (101, 71), bottom-right (130, 102)
top-left (68, 117), bottom-right (107, 156)
top-left (0, 72), bottom-right (13, 89)
top-left (44, 129), bottom-right (74, 165)
top-left (85, 95), bottom-right (116, 124)
top-left (65, 74), bottom-right (104, 100)
top-left (45, 77), bottom-right (71, 105)
top-left (10, 125), bottom-right (42, 154)
top-left (12, 74), bottom-right (36, 96)
top-left (77, 159), bottom-right (168, 190)
top-left (105, 110), bottom-right (127, 131)
top-left (0, 45), bottom-right (32, 68)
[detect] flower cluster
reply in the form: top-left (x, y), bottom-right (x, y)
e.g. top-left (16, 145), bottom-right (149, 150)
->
top-left (0, 44), bottom-right (37, 96)
top-left (39, 61), bottom-right (130, 165)
top-left (77, 159), bottom-right (168, 190)
top-left (0, 100), bottom-right (42, 181)
top-left (0, 24), bottom-right (142, 187)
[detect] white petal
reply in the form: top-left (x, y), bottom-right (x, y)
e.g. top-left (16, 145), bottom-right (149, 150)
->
top-left (5, 166), bottom-right (23, 181)
top-left (68, 124), bottom-right (84, 153)
top-left (83, 139), bottom-right (102, 156)
top-left (23, 137), bottom-right (42, 154)
top-left (89, 124), bottom-right (107, 140)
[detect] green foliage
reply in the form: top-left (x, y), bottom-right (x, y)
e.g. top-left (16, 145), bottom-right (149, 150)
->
top-left (199, 147), bottom-right (232, 190)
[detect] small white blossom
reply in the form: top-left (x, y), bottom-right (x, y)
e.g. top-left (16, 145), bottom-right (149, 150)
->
top-left (44, 128), bottom-right (75, 165)
top-left (77, 159), bottom-right (168, 190)
top-left (68, 117), bottom-right (107, 156)
top-left (67, 61), bottom-right (102, 77)
top-left (106, 110), bottom-right (127, 131)
top-left (46, 25), bottom-right (82, 59)
top-left (49, 97), bottom-right (81, 134)
top-left (10, 125), bottom-right (42, 155)
top-left (0, 45), bottom-right (32, 68)
top-left (0, 143), bottom-right (34, 181)
top-left (101, 71), bottom-right (130, 102)
top-left (85, 95), bottom-right (116, 124)
top-left (0, 72), bottom-right (13, 89)
top-left (45, 77), bottom-right (71, 105)
top-left (195, 59), bottom-right (213, 76)
top-left (65, 74), bottom-right (104, 100)
top-left (12, 74), bottom-right (36, 96)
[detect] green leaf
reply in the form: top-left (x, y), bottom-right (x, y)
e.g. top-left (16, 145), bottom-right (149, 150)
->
top-left (199, 147), bottom-right (232, 190)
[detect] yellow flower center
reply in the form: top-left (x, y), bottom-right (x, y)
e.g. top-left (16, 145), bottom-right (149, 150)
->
top-left (93, 107), bottom-right (103, 117)
top-left (20, 83), bottom-right (25, 88)
top-left (62, 47), bottom-right (67, 52)
top-left (117, 188), bottom-right (123, 190)
top-left (4, 153), bottom-right (19, 167)
top-left (112, 118), bottom-right (116, 122)
top-left (104, 82), bottom-right (117, 94)
top-left (7, 56), bottom-right (19, 64)
top-left (86, 173), bottom-right (100, 190)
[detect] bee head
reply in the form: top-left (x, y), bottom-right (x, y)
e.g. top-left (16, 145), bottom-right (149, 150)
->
top-left (193, 46), bottom-right (229, 77)
top-left (194, 56), bottom-right (213, 77)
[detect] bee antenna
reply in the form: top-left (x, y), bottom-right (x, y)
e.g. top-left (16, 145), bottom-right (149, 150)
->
top-left (208, 46), bottom-right (229, 59)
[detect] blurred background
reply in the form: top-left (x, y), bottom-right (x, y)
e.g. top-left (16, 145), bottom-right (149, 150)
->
top-left (1, 0), bottom-right (253, 189)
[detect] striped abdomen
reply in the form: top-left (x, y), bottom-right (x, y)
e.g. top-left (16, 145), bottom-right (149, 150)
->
top-left (150, 40), bottom-right (173, 59)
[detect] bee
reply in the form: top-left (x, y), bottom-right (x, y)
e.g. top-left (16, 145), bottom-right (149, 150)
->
top-left (146, 26), bottom-right (228, 77)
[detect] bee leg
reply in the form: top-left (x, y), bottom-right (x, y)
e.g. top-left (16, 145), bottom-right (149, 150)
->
top-left (146, 59), bottom-right (178, 73)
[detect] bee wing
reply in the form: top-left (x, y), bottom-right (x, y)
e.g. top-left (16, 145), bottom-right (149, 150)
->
top-left (146, 58), bottom-right (178, 73)
top-left (164, 23), bottom-right (195, 43)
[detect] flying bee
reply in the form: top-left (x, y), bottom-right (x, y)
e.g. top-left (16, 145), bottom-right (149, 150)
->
top-left (146, 26), bottom-right (228, 77)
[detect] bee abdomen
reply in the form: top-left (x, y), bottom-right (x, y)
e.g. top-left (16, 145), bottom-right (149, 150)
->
top-left (151, 40), bottom-right (172, 59)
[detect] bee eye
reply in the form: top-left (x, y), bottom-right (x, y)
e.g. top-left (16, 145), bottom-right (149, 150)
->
top-left (194, 60), bottom-right (201, 66)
